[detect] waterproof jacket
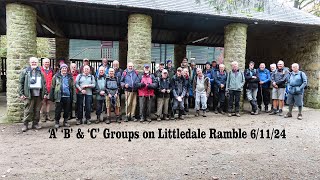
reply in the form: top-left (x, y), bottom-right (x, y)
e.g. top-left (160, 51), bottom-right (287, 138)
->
top-left (157, 77), bottom-right (171, 98)
top-left (50, 73), bottom-right (76, 103)
top-left (271, 68), bottom-right (289, 88)
top-left (203, 68), bottom-right (214, 88)
top-left (226, 69), bottom-right (245, 92)
top-left (19, 66), bottom-right (48, 99)
top-left (258, 68), bottom-right (271, 89)
top-left (192, 75), bottom-right (211, 97)
top-left (214, 70), bottom-right (228, 91)
top-left (95, 74), bottom-right (107, 100)
top-left (120, 69), bottom-right (140, 92)
top-left (40, 66), bottom-right (53, 93)
top-left (105, 76), bottom-right (120, 96)
top-left (287, 71), bottom-right (307, 95)
top-left (171, 75), bottom-right (186, 98)
top-left (244, 68), bottom-right (260, 89)
top-left (75, 73), bottom-right (96, 95)
top-left (95, 64), bottom-right (109, 77)
top-left (137, 73), bottom-right (158, 97)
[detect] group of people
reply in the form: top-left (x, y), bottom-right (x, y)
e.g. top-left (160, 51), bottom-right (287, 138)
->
top-left (18, 57), bottom-right (308, 132)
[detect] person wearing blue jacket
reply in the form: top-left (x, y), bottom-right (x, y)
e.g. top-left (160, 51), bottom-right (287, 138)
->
top-left (257, 63), bottom-right (271, 112)
top-left (214, 64), bottom-right (228, 114)
top-left (284, 63), bottom-right (307, 120)
top-left (120, 62), bottom-right (140, 122)
top-left (203, 62), bottom-right (214, 111)
top-left (95, 58), bottom-right (110, 77)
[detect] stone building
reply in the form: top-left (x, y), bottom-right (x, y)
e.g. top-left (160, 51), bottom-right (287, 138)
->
top-left (0, 0), bottom-right (320, 122)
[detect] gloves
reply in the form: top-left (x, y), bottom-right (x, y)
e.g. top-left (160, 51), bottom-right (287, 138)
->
top-left (140, 83), bottom-right (146, 88)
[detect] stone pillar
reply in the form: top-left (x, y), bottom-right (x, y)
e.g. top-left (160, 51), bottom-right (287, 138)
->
top-left (174, 44), bottom-right (186, 68)
top-left (55, 37), bottom-right (69, 65)
top-left (119, 40), bottom-right (128, 69)
top-left (0, 36), bottom-right (3, 93)
top-left (6, 3), bottom-right (37, 122)
top-left (127, 14), bottom-right (152, 72)
top-left (224, 23), bottom-right (248, 70)
top-left (224, 23), bottom-right (248, 111)
top-left (302, 33), bottom-right (320, 109)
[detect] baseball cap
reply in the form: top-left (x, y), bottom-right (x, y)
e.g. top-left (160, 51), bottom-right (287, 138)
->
top-left (144, 64), bottom-right (150, 68)
top-left (162, 69), bottom-right (168, 73)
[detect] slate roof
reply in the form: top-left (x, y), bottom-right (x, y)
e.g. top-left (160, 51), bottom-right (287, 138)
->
top-left (64, 0), bottom-right (320, 26)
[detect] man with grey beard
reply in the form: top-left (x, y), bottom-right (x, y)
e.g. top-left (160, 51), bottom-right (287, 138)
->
top-left (19, 57), bottom-right (48, 132)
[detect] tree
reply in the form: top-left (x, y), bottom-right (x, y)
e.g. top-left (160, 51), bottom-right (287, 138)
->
top-left (293, 0), bottom-right (320, 16)
top-left (195, 0), bottom-right (269, 14)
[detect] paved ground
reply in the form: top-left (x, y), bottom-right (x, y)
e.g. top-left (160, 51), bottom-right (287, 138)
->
top-left (0, 97), bottom-right (320, 179)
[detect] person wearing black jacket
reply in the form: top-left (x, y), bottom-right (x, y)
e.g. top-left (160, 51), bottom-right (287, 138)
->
top-left (171, 67), bottom-right (187, 120)
top-left (270, 60), bottom-right (289, 116)
top-left (244, 61), bottom-right (260, 115)
top-left (155, 69), bottom-right (171, 121)
top-left (214, 64), bottom-right (228, 114)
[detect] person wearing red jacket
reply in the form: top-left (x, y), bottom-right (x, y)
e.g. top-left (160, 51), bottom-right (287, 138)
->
top-left (40, 58), bottom-right (53, 122)
top-left (137, 64), bottom-right (158, 122)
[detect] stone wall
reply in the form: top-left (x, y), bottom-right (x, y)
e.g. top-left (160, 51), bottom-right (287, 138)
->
top-left (127, 14), bottom-right (152, 72)
top-left (174, 44), bottom-right (186, 68)
top-left (246, 26), bottom-right (320, 108)
top-left (6, 3), bottom-right (37, 122)
top-left (55, 37), bottom-right (69, 65)
top-left (224, 23), bottom-right (248, 71)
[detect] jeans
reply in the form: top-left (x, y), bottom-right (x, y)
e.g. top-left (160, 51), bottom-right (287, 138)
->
top-left (173, 98), bottom-right (184, 111)
top-left (228, 90), bottom-right (241, 113)
top-left (55, 97), bottom-right (71, 123)
top-left (246, 88), bottom-right (258, 101)
top-left (77, 94), bottom-right (92, 120)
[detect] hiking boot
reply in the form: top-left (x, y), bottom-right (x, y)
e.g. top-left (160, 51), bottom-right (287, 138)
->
top-left (254, 109), bottom-right (259, 115)
top-left (178, 116), bottom-right (184, 120)
top-left (228, 113), bottom-right (232, 117)
top-left (202, 110), bottom-right (207, 117)
top-left (146, 118), bottom-right (152, 122)
top-left (140, 118), bottom-right (145, 122)
top-left (133, 117), bottom-right (138, 122)
top-left (278, 110), bottom-right (283, 116)
top-left (297, 114), bottom-right (303, 120)
top-left (164, 114), bottom-right (169, 120)
top-left (54, 123), bottom-right (59, 128)
top-left (258, 105), bottom-right (262, 111)
top-left (195, 110), bottom-right (200, 117)
top-left (221, 111), bottom-right (225, 115)
top-left (124, 117), bottom-right (129, 122)
top-left (269, 110), bottom-right (277, 115)
top-left (32, 123), bottom-right (42, 130)
top-left (105, 117), bottom-right (111, 124)
top-left (63, 122), bottom-right (70, 127)
top-left (250, 111), bottom-right (255, 115)
top-left (76, 119), bottom-right (81, 125)
top-left (265, 106), bottom-right (269, 113)
top-left (116, 116), bottom-right (121, 123)
top-left (235, 113), bottom-right (241, 117)
top-left (86, 119), bottom-right (92, 125)
top-left (157, 116), bottom-right (161, 121)
top-left (96, 116), bottom-right (101, 124)
top-left (284, 113), bottom-right (292, 118)
top-left (22, 123), bottom-right (28, 132)
top-left (214, 110), bottom-right (218, 114)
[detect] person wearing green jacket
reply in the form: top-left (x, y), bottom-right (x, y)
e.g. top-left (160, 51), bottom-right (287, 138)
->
top-left (19, 57), bottom-right (48, 132)
top-left (50, 64), bottom-right (76, 128)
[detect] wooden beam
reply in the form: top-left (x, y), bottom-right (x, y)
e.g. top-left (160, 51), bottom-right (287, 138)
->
top-left (37, 15), bottom-right (65, 37)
